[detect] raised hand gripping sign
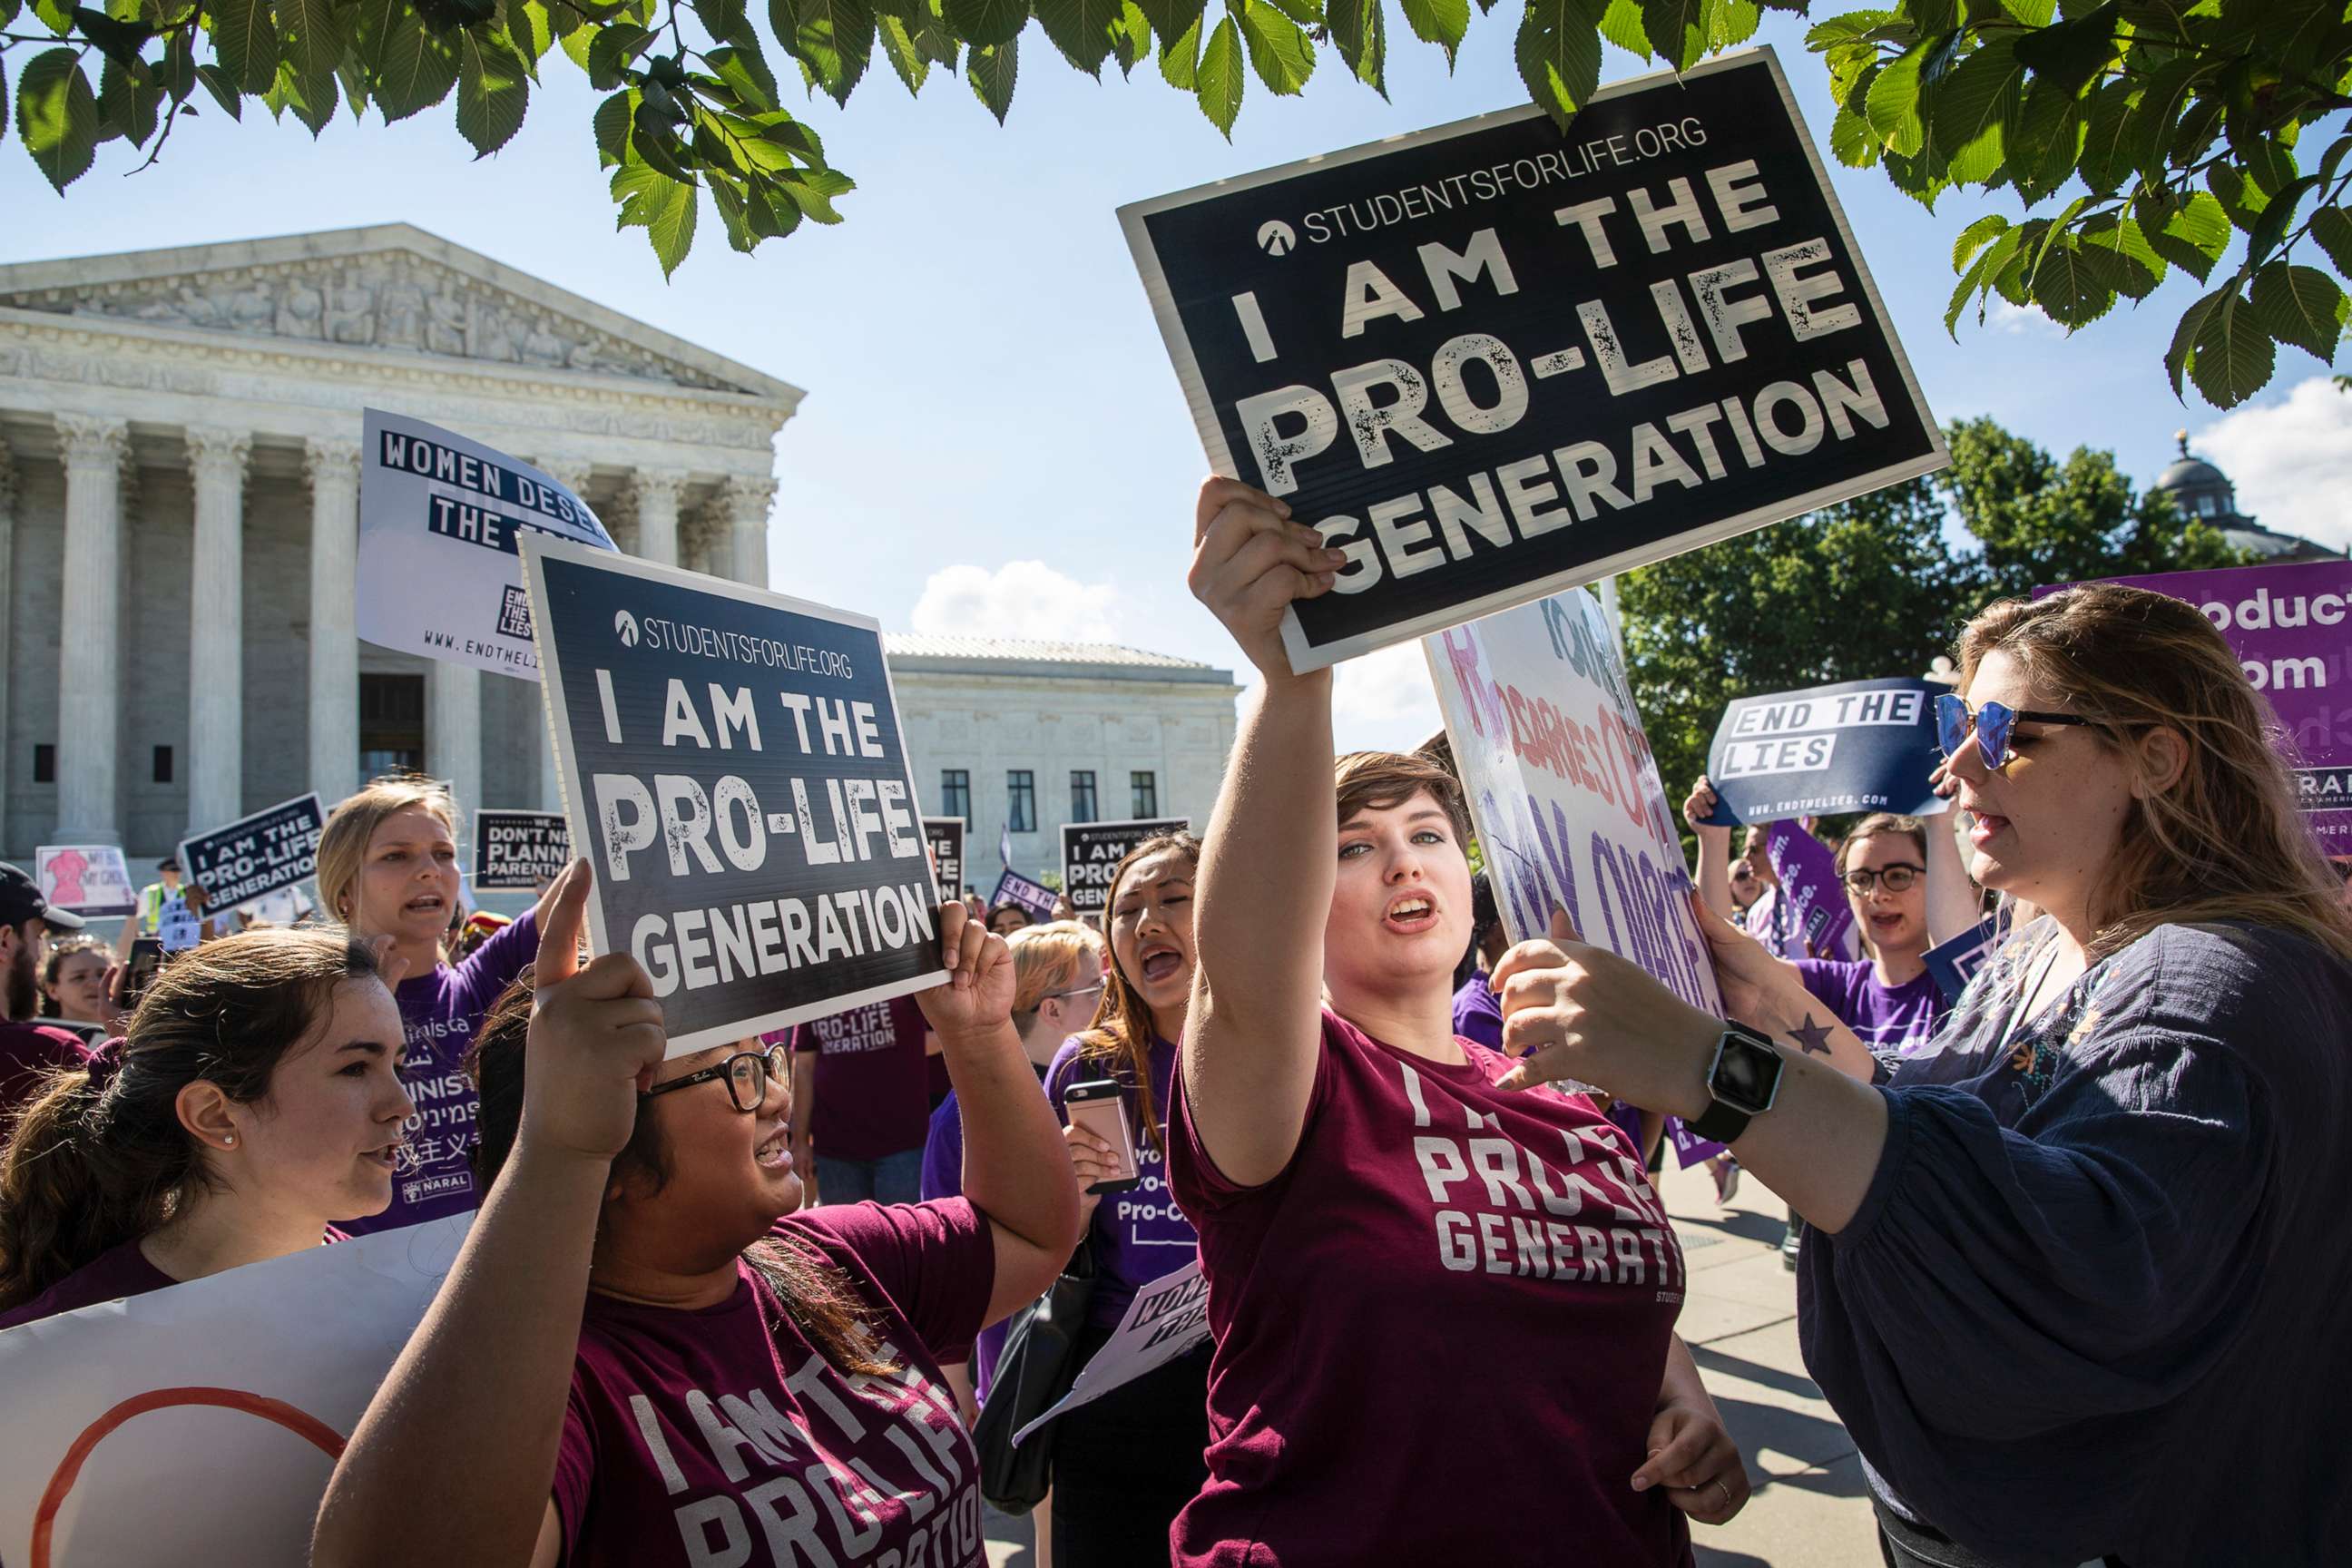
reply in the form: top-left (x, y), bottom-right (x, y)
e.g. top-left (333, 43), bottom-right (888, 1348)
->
top-left (1122, 46), bottom-right (1944, 671)
top-left (522, 539), bottom-right (947, 1056)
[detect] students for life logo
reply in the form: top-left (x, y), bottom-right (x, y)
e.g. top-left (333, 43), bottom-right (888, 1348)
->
top-left (613, 609), bottom-right (640, 646)
top-left (1256, 220), bottom-right (1296, 256)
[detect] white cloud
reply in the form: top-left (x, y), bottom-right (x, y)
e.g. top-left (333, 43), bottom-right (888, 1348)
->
top-left (910, 560), bottom-right (1124, 642)
top-left (1984, 298), bottom-right (2064, 338)
top-left (2195, 377), bottom-right (2352, 551)
top-left (1329, 641), bottom-right (1444, 753)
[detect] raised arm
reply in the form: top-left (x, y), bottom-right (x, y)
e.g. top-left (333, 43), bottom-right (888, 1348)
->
top-left (313, 862), bottom-right (666, 1568)
top-left (1683, 778), bottom-right (1737, 923)
top-left (1183, 476), bottom-right (1348, 1189)
top-left (1922, 805), bottom-right (1983, 946)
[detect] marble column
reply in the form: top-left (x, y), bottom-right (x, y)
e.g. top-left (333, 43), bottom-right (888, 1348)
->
top-left (185, 425), bottom-right (251, 834)
top-left (306, 437), bottom-right (363, 808)
top-left (724, 474), bottom-right (777, 589)
top-left (54, 415), bottom-right (129, 842)
top-left (428, 661), bottom-right (482, 815)
top-left (0, 445), bottom-right (15, 831)
top-left (632, 467), bottom-right (686, 565)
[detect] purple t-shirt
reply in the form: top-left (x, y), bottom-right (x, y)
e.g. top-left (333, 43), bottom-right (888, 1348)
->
top-left (789, 997), bottom-right (934, 1162)
top-left (1450, 971), bottom-right (1504, 1051)
top-left (1047, 1035), bottom-right (1198, 1330)
top-left (552, 1200), bottom-right (994, 1568)
top-left (1797, 957), bottom-right (1950, 1061)
top-left (1168, 1010), bottom-right (1691, 1567)
top-left (0, 1229), bottom-right (348, 1330)
top-left (340, 910), bottom-right (539, 1237)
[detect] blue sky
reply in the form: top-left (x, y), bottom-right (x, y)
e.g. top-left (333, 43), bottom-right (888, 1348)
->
top-left (7, 12), bottom-right (2347, 753)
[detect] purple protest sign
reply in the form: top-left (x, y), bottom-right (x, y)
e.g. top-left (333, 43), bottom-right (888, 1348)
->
top-left (992, 867), bottom-right (1058, 922)
top-left (1766, 821), bottom-right (1857, 960)
top-left (2037, 561), bottom-right (2352, 847)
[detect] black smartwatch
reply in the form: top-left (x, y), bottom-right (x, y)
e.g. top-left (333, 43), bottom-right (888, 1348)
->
top-left (1689, 1021), bottom-right (1784, 1144)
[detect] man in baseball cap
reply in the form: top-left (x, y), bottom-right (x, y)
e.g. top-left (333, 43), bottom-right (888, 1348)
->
top-left (0, 861), bottom-right (91, 1122)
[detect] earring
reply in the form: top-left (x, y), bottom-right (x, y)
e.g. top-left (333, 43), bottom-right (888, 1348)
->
top-left (222, 1134), bottom-right (238, 1149)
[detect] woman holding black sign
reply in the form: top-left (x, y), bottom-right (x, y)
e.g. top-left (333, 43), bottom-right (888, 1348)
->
top-left (0, 929), bottom-right (411, 1327)
top-left (1498, 584), bottom-right (2352, 1567)
top-left (311, 867), bottom-right (1082, 1568)
top-left (316, 777), bottom-right (554, 1236)
top-left (1172, 477), bottom-right (1744, 1565)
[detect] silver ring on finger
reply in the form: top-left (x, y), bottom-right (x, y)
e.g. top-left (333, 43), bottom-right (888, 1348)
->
top-left (1713, 1478), bottom-right (1731, 1512)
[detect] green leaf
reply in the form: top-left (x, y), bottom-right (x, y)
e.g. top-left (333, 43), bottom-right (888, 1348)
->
top-left (1515, 0), bottom-right (1597, 129)
top-left (2008, 74), bottom-right (2083, 204)
top-left (1326, 0), bottom-right (1383, 93)
top-left (2208, 163), bottom-right (2269, 234)
top-left (1946, 222), bottom-right (2022, 334)
top-left (2073, 75), bottom-right (2134, 196)
top-left (1927, 34), bottom-right (2022, 185)
top-left (944, 0), bottom-right (1024, 44)
top-left (1597, 0), bottom-right (1646, 57)
top-left (1132, 0), bottom-right (1199, 46)
top-left (1036, 0), bottom-right (1119, 74)
top-left (15, 47), bottom-right (97, 191)
top-left (2079, 211), bottom-right (2163, 298)
top-left (877, 11), bottom-right (929, 88)
top-left (272, 0), bottom-right (346, 79)
top-left (965, 34), bottom-right (1014, 118)
top-left (1996, 0), bottom-right (2053, 21)
top-left (593, 83), bottom-right (633, 162)
top-left (2008, 0), bottom-right (2116, 95)
top-left (263, 52), bottom-right (338, 131)
top-left (2249, 261), bottom-right (2347, 360)
top-left (557, 15), bottom-right (597, 69)
top-left (780, 0), bottom-right (875, 103)
top-left (359, 0), bottom-right (461, 119)
top-left (1642, 0), bottom-right (1702, 71)
top-left (1235, 0), bottom-right (1310, 93)
top-left (2131, 56), bottom-right (2210, 183)
top-left (209, 0), bottom-right (283, 92)
top-left (1194, 11), bottom-right (1241, 134)
top-left (693, 0), bottom-right (746, 36)
top-left (2246, 173), bottom-right (2318, 269)
top-left (1157, 8), bottom-right (1200, 85)
top-left (705, 40), bottom-right (779, 107)
top-left (2140, 190), bottom-right (2228, 282)
top-left (775, 166), bottom-right (850, 220)
top-left (1703, 0), bottom-right (1758, 49)
top-left (31, 0), bottom-right (71, 32)
top-left (1863, 37), bottom-right (1928, 158)
top-left (624, 170), bottom-right (698, 276)
top-left (2027, 233), bottom-right (2112, 327)
top-left (1952, 211), bottom-right (2008, 271)
top-left (1108, 0), bottom-right (1149, 74)
top-left (1397, 0), bottom-right (1467, 68)
top-left (2310, 207), bottom-right (2352, 278)
top-left (505, 0), bottom-right (555, 66)
top-left (2184, 287), bottom-right (2274, 408)
top-left (583, 18), bottom-right (652, 86)
top-left (97, 53), bottom-right (162, 144)
top-left (1831, 102), bottom-right (1880, 168)
top-left (194, 61), bottom-right (244, 115)
top-left (456, 26), bottom-right (528, 152)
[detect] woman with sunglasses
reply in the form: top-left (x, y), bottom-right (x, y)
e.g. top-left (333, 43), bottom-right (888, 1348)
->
top-left (1044, 831), bottom-right (1214, 1568)
top-left (1488, 584), bottom-right (2352, 1567)
top-left (314, 864), bottom-right (1082, 1568)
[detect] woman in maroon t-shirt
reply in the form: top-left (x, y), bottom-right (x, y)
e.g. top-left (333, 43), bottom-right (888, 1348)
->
top-left (1171, 478), bottom-right (1747, 1566)
top-left (313, 865), bottom-right (1083, 1568)
top-left (0, 928), bottom-right (411, 1328)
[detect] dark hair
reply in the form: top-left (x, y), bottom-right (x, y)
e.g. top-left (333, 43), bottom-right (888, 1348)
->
top-left (1075, 831), bottom-right (1202, 1157)
top-left (0, 929), bottom-right (380, 1311)
top-left (1334, 750), bottom-right (1475, 849)
top-left (38, 934), bottom-right (111, 1018)
top-left (986, 903), bottom-right (1033, 930)
top-left (465, 973), bottom-right (892, 1375)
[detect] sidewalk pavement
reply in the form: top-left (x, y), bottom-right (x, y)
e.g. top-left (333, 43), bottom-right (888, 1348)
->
top-left (984, 1156), bottom-right (1878, 1567)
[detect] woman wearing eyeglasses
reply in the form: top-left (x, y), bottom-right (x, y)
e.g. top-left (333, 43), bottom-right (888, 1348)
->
top-left (313, 864), bottom-right (1083, 1568)
top-left (1043, 831), bottom-right (1213, 1568)
top-left (1488, 584), bottom-right (2352, 1567)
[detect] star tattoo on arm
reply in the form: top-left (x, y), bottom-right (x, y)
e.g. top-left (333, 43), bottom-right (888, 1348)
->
top-left (1789, 1014), bottom-right (1836, 1056)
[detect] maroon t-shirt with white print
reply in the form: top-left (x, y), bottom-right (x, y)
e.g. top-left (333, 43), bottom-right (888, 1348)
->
top-left (552, 1199), bottom-right (994, 1567)
top-left (1168, 1009), bottom-right (1692, 1568)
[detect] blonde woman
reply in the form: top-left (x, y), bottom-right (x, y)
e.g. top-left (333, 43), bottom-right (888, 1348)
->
top-left (1500, 584), bottom-right (2352, 1566)
top-left (314, 777), bottom-right (556, 1234)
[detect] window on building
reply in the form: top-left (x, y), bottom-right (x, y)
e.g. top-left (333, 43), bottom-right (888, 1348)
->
top-left (1132, 770), bottom-right (1158, 818)
top-left (1070, 770), bottom-right (1097, 824)
top-left (1008, 770), bottom-right (1037, 833)
top-left (33, 744), bottom-right (54, 785)
top-left (941, 769), bottom-right (971, 820)
top-left (152, 746), bottom-right (173, 784)
top-left (359, 673), bottom-right (426, 778)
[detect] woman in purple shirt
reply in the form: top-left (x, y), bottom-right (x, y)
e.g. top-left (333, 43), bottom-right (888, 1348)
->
top-left (0, 928), bottom-right (411, 1328)
top-left (314, 777), bottom-right (552, 1235)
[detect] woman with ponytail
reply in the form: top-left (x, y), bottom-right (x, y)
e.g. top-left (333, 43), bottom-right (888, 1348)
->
top-left (314, 777), bottom-right (556, 1235)
top-left (0, 928), bottom-right (411, 1328)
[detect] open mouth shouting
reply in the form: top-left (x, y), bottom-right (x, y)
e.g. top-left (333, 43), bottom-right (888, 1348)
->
top-left (1384, 892), bottom-right (1439, 935)
top-left (403, 891), bottom-right (449, 920)
top-left (361, 1140), bottom-right (404, 1171)
top-left (1960, 799), bottom-right (2011, 848)
top-left (755, 1122), bottom-right (794, 1172)
top-left (1138, 944), bottom-right (1186, 985)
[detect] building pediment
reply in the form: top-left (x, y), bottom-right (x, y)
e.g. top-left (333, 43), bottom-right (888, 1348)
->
top-left (0, 223), bottom-right (799, 408)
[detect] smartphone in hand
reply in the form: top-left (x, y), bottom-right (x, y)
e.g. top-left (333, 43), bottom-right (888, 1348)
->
top-left (1063, 1079), bottom-right (1141, 1195)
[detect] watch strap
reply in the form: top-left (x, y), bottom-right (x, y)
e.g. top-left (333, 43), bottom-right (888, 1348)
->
top-left (1688, 1098), bottom-right (1751, 1143)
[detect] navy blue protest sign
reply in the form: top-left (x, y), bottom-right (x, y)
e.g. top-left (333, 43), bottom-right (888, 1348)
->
top-left (1062, 818), bottom-right (1189, 917)
top-left (523, 539), bottom-right (946, 1057)
top-left (473, 809), bottom-right (572, 892)
top-left (1704, 678), bottom-right (1946, 825)
top-left (1121, 47), bottom-right (1945, 671)
top-left (179, 792), bottom-right (326, 911)
top-left (992, 867), bottom-right (1058, 922)
top-left (1924, 920), bottom-right (1999, 1006)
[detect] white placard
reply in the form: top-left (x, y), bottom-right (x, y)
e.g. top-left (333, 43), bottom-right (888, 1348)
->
top-left (1010, 1260), bottom-right (1208, 1446)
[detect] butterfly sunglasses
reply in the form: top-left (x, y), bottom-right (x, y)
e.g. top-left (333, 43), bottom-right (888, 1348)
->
top-left (1935, 693), bottom-right (2097, 772)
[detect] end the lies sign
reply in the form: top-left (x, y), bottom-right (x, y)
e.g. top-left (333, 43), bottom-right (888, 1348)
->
top-left (523, 538), bottom-right (947, 1056)
top-left (1122, 46), bottom-right (1945, 671)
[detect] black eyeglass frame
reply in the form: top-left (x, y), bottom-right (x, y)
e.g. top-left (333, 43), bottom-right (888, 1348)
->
top-left (639, 1044), bottom-right (789, 1112)
top-left (1936, 693), bottom-right (2098, 772)
top-left (1839, 863), bottom-right (1926, 894)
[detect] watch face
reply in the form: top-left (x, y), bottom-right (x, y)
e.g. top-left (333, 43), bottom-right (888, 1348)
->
top-left (1710, 1032), bottom-right (1782, 1115)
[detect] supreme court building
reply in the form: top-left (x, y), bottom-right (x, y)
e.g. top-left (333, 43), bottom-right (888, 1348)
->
top-left (0, 223), bottom-right (799, 858)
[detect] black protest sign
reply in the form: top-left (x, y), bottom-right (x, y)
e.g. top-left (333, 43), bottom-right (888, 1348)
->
top-left (1704, 678), bottom-right (1945, 824)
top-left (1121, 47), bottom-right (1945, 671)
top-left (523, 539), bottom-right (946, 1057)
top-left (179, 793), bottom-right (326, 910)
top-left (1061, 818), bottom-right (1188, 917)
top-left (474, 810), bottom-right (573, 891)
top-left (923, 818), bottom-right (966, 904)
